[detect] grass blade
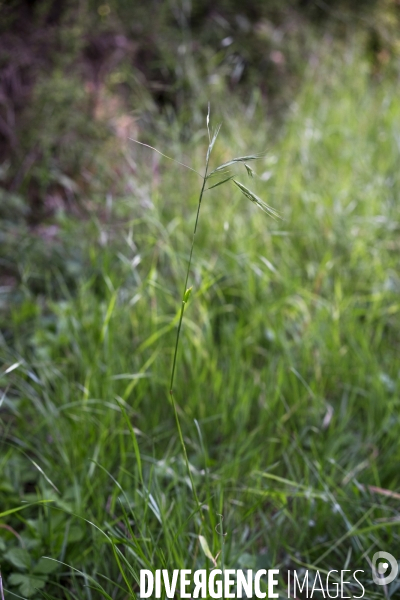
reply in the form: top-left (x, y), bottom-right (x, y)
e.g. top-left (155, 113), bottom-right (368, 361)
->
top-left (209, 154), bottom-right (262, 176)
top-left (232, 179), bottom-right (281, 219)
top-left (206, 123), bottom-right (222, 163)
top-left (115, 398), bottom-right (143, 487)
top-left (0, 501), bottom-right (53, 519)
top-left (205, 175), bottom-right (234, 191)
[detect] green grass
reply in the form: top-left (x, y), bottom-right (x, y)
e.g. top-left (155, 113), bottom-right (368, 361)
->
top-left (1, 46), bottom-right (400, 599)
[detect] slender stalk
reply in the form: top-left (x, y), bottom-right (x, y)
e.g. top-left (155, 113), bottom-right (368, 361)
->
top-left (169, 156), bottom-right (209, 522)
top-left (132, 113), bottom-right (272, 531)
top-left (169, 172), bottom-right (207, 395)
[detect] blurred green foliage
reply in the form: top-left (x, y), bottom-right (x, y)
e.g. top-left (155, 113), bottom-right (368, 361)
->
top-left (1, 44), bottom-right (400, 596)
top-left (1, 0), bottom-right (400, 216)
top-left (1, 2), bottom-right (400, 599)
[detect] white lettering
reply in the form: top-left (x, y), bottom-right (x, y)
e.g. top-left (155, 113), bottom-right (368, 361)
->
top-left (139, 570), bottom-right (153, 598)
top-left (293, 570), bottom-right (309, 596)
top-left (326, 570), bottom-right (339, 598)
top-left (353, 570), bottom-right (365, 598)
top-left (155, 570), bottom-right (161, 598)
top-left (268, 569), bottom-right (279, 598)
top-left (209, 569), bottom-right (222, 598)
top-left (224, 569), bottom-right (236, 598)
top-left (311, 571), bottom-right (325, 598)
top-left (180, 570), bottom-right (191, 598)
top-left (254, 569), bottom-right (267, 598)
top-left (193, 569), bottom-right (207, 599)
top-left (340, 570), bottom-right (351, 598)
top-left (237, 569), bottom-right (253, 598)
top-left (163, 569), bottom-right (179, 598)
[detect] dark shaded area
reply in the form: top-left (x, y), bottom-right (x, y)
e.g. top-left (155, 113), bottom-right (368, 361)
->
top-left (0, 0), bottom-right (397, 222)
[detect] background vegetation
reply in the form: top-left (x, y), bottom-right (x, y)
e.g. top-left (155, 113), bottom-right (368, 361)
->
top-left (1, 0), bottom-right (400, 598)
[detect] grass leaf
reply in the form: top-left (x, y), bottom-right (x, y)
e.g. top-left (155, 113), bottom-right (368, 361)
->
top-left (209, 154), bottom-right (262, 176)
top-left (232, 179), bottom-right (281, 219)
top-left (115, 398), bottom-right (143, 487)
top-left (244, 163), bottom-right (254, 178)
top-left (206, 175), bottom-right (234, 191)
top-left (206, 123), bottom-right (222, 164)
top-left (199, 535), bottom-right (217, 566)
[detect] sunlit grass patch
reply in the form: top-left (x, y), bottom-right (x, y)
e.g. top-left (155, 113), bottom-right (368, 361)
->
top-left (1, 48), bottom-right (400, 598)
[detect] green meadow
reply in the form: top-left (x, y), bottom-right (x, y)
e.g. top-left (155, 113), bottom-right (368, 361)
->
top-left (1, 10), bottom-right (400, 598)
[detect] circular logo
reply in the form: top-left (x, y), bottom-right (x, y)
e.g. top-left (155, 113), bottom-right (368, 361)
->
top-left (372, 551), bottom-right (399, 586)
